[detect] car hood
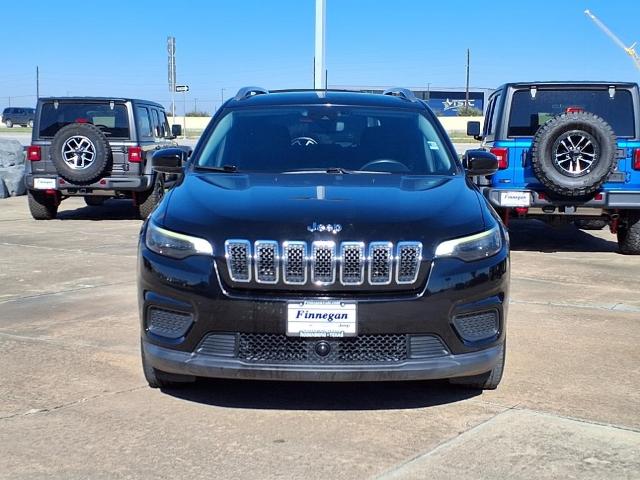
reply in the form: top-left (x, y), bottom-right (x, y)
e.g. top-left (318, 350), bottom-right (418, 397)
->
top-left (161, 172), bottom-right (486, 254)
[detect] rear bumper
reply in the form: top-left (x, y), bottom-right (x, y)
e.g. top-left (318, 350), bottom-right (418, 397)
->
top-left (143, 339), bottom-right (503, 382)
top-left (483, 187), bottom-right (640, 210)
top-left (25, 174), bottom-right (152, 194)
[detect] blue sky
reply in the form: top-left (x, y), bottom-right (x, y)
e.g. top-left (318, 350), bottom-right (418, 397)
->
top-left (1, 0), bottom-right (639, 113)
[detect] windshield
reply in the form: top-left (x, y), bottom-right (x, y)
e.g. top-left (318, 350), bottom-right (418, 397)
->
top-left (39, 102), bottom-right (130, 138)
top-left (508, 89), bottom-right (635, 137)
top-left (197, 106), bottom-right (456, 175)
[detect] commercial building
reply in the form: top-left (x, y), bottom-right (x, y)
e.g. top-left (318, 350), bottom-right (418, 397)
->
top-left (332, 85), bottom-right (492, 116)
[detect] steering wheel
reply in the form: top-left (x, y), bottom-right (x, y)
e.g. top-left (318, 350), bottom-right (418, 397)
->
top-left (291, 136), bottom-right (318, 147)
top-left (360, 159), bottom-right (410, 173)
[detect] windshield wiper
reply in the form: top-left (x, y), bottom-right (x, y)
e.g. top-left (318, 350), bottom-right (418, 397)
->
top-left (281, 167), bottom-right (390, 175)
top-left (195, 164), bottom-right (238, 173)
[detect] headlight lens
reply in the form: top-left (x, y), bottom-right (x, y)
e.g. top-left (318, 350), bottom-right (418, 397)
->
top-left (434, 225), bottom-right (502, 262)
top-left (145, 222), bottom-right (213, 259)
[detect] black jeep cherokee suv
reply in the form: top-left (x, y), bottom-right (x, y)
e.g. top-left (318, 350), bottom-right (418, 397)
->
top-left (25, 97), bottom-right (186, 220)
top-left (138, 88), bottom-right (510, 390)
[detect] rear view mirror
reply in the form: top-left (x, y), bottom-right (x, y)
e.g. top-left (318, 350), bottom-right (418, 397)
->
top-left (466, 121), bottom-right (481, 139)
top-left (171, 124), bottom-right (182, 138)
top-left (463, 149), bottom-right (498, 176)
top-left (152, 148), bottom-right (188, 173)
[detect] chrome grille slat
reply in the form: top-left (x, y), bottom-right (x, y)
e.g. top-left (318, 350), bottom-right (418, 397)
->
top-left (396, 242), bottom-right (423, 284)
top-left (340, 242), bottom-right (365, 285)
top-left (283, 241), bottom-right (307, 285)
top-left (225, 239), bottom-right (251, 282)
top-left (254, 240), bottom-right (279, 284)
top-left (225, 240), bottom-right (422, 286)
top-left (311, 241), bottom-right (336, 285)
top-left (369, 242), bottom-right (393, 285)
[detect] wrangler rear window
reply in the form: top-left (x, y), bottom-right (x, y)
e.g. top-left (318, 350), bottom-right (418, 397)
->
top-left (508, 89), bottom-right (635, 138)
top-left (38, 102), bottom-right (130, 138)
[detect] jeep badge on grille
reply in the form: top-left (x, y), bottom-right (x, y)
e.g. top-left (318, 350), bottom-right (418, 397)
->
top-left (307, 222), bottom-right (342, 234)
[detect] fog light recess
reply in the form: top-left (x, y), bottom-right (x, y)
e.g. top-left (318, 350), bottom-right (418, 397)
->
top-left (147, 307), bottom-right (193, 339)
top-left (452, 310), bottom-right (499, 342)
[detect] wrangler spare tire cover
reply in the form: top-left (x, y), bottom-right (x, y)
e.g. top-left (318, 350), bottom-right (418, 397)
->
top-left (50, 123), bottom-right (112, 184)
top-left (531, 112), bottom-right (617, 197)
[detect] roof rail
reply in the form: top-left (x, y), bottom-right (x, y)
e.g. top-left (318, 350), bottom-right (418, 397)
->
top-left (382, 87), bottom-right (418, 102)
top-left (234, 86), bottom-right (269, 101)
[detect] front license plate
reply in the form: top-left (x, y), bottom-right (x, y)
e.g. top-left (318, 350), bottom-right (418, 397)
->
top-left (33, 178), bottom-right (56, 190)
top-left (287, 300), bottom-right (357, 337)
top-left (500, 191), bottom-right (531, 207)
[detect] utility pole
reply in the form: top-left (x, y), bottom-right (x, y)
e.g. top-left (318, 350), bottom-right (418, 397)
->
top-left (194, 98), bottom-right (198, 113)
top-left (167, 36), bottom-right (176, 118)
top-left (220, 88), bottom-right (225, 106)
top-left (36, 66), bottom-right (40, 100)
top-left (314, 0), bottom-right (326, 89)
top-left (465, 48), bottom-right (470, 109)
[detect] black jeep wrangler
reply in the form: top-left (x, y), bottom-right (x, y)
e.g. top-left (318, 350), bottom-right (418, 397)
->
top-left (24, 97), bottom-right (186, 220)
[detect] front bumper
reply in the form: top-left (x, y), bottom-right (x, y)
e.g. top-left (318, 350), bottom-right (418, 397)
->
top-left (25, 173), bottom-right (152, 194)
top-left (143, 339), bottom-right (503, 381)
top-left (138, 233), bottom-right (510, 382)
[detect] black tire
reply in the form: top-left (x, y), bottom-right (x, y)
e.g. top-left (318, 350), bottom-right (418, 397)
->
top-left (449, 342), bottom-right (506, 390)
top-left (84, 195), bottom-right (107, 207)
top-left (531, 112), bottom-right (617, 197)
top-left (27, 189), bottom-right (58, 220)
top-left (617, 211), bottom-right (640, 255)
top-left (50, 123), bottom-right (112, 184)
top-left (141, 339), bottom-right (195, 388)
top-left (136, 174), bottom-right (164, 220)
top-left (5, 119), bottom-right (12, 128)
top-left (574, 218), bottom-right (607, 230)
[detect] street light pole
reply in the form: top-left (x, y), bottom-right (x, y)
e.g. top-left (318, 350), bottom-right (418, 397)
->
top-left (314, 0), bottom-right (326, 89)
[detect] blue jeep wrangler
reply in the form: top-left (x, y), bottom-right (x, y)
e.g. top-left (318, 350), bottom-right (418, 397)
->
top-left (468, 82), bottom-right (640, 254)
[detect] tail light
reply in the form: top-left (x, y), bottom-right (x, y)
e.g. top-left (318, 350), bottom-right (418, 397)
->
top-left (565, 106), bottom-right (584, 114)
top-left (128, 146), bottom-right (143, 163)
top-left (634, 148), bottom-right (640, 170)
top-left (490, 147), bottom-right (509, 169)
top-left (27, 146), bottom-right (41, 161)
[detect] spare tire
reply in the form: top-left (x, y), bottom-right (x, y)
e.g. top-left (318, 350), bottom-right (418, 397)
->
top-left (50, 123), bottom-right (111, 184)
top-left (531, 112), bottom-right (617, 197)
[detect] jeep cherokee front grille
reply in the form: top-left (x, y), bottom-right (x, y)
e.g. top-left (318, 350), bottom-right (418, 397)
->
top-left (222, 240), bottom-right (423, 287)
top-left (196, 332), bottom-right (449, 364)
top-left (225, 240), bottom-right (251, 282)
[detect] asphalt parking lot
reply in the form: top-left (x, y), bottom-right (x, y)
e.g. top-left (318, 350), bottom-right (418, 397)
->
top-left (1, 196), bottom-right (639, 479)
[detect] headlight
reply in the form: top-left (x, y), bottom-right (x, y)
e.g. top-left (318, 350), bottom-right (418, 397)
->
top-left (434, 225), bottom-right (502, 262)
top-left (145, 222), bottom-right (213, 259)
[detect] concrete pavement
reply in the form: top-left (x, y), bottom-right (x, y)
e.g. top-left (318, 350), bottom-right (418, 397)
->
top-left (0, 196), bottom-right (639, 479)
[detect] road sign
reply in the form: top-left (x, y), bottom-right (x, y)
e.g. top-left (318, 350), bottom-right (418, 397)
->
top-left (175, 85), bottom-right (189, 93)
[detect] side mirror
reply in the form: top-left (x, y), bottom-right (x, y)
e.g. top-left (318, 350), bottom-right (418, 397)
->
top-left (152, 148), bottom-right (188, 173)
top-left (463, 149), bottom-right (498, 176)
top-left (466, 121), bottom-right (481, 139)
top-left (171, 124), bottom-right (182, 138)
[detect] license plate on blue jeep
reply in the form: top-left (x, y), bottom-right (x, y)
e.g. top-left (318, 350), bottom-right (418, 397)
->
top-left (287, 300), bottom-right (357, 337)
top-left (500, 191), bottom-right (531, 207)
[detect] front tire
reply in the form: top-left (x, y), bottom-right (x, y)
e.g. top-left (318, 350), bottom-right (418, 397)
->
top-left (136, 175), bottom-right (164, 219)
top-left (27, 190), bottom-right (58, 220)
top-left (617, 212), bottom-right (640, 255)
top-left (449, 342), bottom-right (506, 390)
